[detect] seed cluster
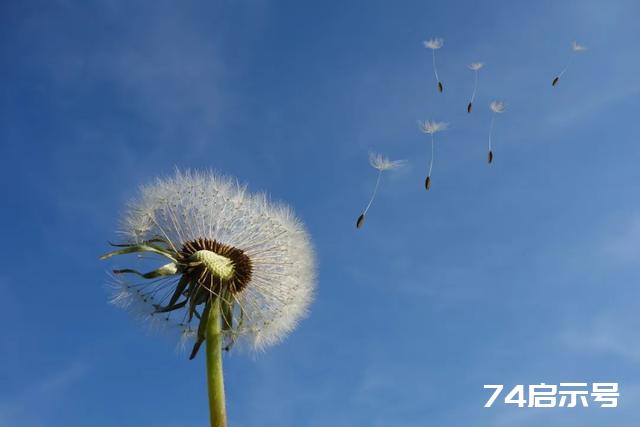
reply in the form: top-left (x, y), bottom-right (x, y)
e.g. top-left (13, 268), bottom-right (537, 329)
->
top-left (179, 238), bottom-right (253, 295)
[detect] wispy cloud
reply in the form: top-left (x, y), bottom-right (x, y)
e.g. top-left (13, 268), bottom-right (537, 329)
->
top-left (600, 214), bottom-right (640, 263)
top-left (37, 3), bottom-right (231, 158)
top-left (561, 309), bottom-right (640, 363)
top-left (0, 360), bottom-right (89, 427)
top-left (544, 84), bottom-right (640, 128)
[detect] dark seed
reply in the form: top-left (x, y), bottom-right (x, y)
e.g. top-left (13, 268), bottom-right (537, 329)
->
top-left (552, 77), bottom-right (559, 86)
top-left (356, 213), bottom-right (365, 229)
top-left (425, 176), bottom-right (431, 191)
top-left (488, 150), bottom-right (493, 164)
top-left (438, 81), bottom-right (443, 92)
top-left (467, 102), bottom-right (473, 113)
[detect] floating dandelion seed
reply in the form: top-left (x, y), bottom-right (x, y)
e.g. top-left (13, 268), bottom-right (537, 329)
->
top-left (467, 62), bottom-right (484, 113)
top-left (487, 101), bottom-right (506, 164)
top-left (552, 41), bottom-right (587, 86)
top-left (356, 153), bottom-right (405, 229)
top-left (572, 41), bottom-right (587, 52)
top-left (418, 120), bottom-right (449, 190)
top-left (101, 170), bottom-right (315, 427)
top-left (424, 38), bottom-right (444, 92)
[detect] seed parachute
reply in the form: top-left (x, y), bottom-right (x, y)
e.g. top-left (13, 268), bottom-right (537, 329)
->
top-left (418, 120), bottom-right (449, 190)
top-left (552, 41), bottom-right (587, 87)
top-left (356, 153), bottom-right (405, 229)
top-left (467, 62), bottom-right (484, 113)
top-left (487, 101), bottom-right (506, 164)
top-left (424, 38), bottom-right (445, 93)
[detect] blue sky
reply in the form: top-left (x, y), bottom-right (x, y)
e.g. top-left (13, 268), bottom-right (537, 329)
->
top-left (1, 0), bottom-right (640, 426)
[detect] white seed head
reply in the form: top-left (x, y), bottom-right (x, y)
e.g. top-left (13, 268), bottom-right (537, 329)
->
top-left (572, 41), bottom-right (587, 52)
top-left (423, 38), bottom-right (443, 50)
top-left (468, 62), bottom-right (484, 71)
top-left (489, 101), bottom-right (506, 113)
top-left (113, 170), bottom-right (316, 351)
top-left (418, 120), bottom-right (449, 134)
top-left (368, 152), bottom-right (406, 171)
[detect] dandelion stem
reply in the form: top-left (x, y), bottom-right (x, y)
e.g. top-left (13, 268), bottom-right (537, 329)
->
top-left (363, 169), bottom-right (383, 216)
top-left (206, 297), bottom-right (227, 427)
top-left (432, 49), bottom-right (439, 83)
top-left (428, 133), bottom-right (435, 177)
top-left (470, 70), bottom-right (479, 104)
top-left (488, 114), bottom-right (495, 151)
top-left (558, 54), bottom-right (574, 78)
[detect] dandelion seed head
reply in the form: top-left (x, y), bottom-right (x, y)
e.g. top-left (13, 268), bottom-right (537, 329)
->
top-left (490, 101), bottom-right (506, 113)
top-left (572, 41), bottom-right (587, 52)
top-left (368, 152), bottom-right (406, 171)
top-left (108, 170), bottom-right (316, 352)
top-left (468, 62), bottom-right (484, 71)
top-left (423, 38), bottom-right (443, 50)
top-left (418, 120), bottom-right (449, 134)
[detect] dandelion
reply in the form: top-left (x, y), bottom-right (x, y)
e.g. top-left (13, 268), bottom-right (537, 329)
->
top-left (101, 170), bottom-right (316, 427)
top-left (418, 120), bottom-right (449, 190)
top-left (487, 101), bottom-right (506, 164)
top-left (552, 41), bottom-right (587, 86)
top-left (356, 153), bottom-right (405, 228)
top-left (423, 38), bottom-right (444, 92)
top-left (467, 62), bottom-right (484, 113)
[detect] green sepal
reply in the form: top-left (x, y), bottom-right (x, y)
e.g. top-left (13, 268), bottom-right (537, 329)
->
top-left (108, 237), bottom-right (171, 248)
top-left (220, 292), bottom-right (234, 333)
top-left (152, 275), bottom-right (191, 314)
top-left (190, 299), bottom-right (212, 360)
top-left (112, 262), bottom-right (178, 279)
top-left (166, 275), bottom-right (190, 307)
top-left (154, 299), bottom-right (187, 313)
top-left (222, 295), bottom-right (245, 352)
top-left (100, 244), bottom-right (177, 263)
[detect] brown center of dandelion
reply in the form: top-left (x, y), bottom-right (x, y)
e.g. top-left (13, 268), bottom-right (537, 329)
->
top-left (179, 238), bottom-right (252, 294)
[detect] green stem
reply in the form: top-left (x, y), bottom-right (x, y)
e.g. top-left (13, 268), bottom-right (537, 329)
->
top-left (206, 297), bottom-right (227, 427)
